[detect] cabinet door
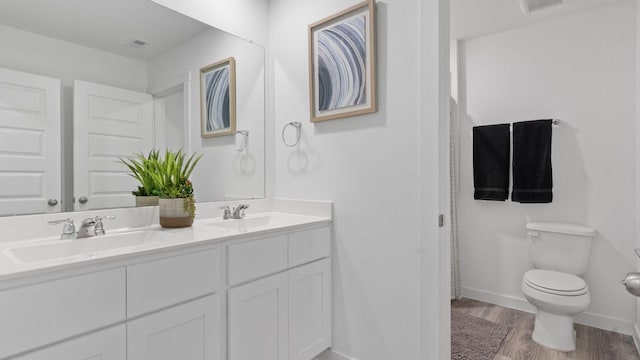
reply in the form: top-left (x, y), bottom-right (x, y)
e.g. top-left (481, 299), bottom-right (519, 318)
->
top-left (289, 259), bottom-right (331, 360)
top-left (15, 325), bottom-right (125, 360)
top-left (228, 272), bottom-right (288, 360)
top-left (127, 295), bottom-right (220, 360)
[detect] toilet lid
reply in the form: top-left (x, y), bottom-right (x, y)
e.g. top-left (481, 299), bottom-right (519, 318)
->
top-left (524, 269), bottom-right (588, 296)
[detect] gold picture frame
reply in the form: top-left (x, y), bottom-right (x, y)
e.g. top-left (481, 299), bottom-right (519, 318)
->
top-left (200, 57), bottom-right (236, 137)
top-left (308, 0), bottom-right (377, 122)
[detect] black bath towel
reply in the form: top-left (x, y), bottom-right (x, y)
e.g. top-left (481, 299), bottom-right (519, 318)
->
top-left (512, 119), bottom-right (553, 203)
top-left (473, 124), bottom-right (511, 201)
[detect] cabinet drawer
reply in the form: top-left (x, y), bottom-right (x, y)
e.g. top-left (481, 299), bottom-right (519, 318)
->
top-left (289, 227), bottom-right (330, 267)
top-left (14, 324), bottom-right (126, 360)
top-left (0, 268), bottom-right (125, 359)
top-left (228, 235), bottom-right (288, 285)
top-left (127, 249), bottom-right (220, 317)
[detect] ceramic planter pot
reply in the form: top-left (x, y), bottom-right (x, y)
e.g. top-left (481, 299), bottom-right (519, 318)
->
top-left (135, 196), bottom-right (159, 207)
top-left (159, 197), bottom-right (194, 228)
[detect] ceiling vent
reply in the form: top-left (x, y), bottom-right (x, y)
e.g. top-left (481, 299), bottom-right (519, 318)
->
top-left (131, 39), bottom-right (148, 47)
top-left (519, 0), bottom-right (564, 13)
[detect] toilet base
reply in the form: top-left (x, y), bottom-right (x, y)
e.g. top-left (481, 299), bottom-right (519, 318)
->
top-left (531, 310), bottom-right (576, 352)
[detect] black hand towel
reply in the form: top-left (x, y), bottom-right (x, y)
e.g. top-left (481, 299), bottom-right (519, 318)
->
top-left (473, 124), bottom-right (511, 201)
top-left (512, 119), bottom-right (553, 203)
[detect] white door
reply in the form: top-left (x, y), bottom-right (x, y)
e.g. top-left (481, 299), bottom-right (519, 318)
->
top-left (289, 259), bottom-right (331, 360)
top-left (127, 295), bottom-right (220, 360)
top-left (73, 80), bottom-right (153, 210)
top-left (228, 272), bottom-right (288, 360)
top-left (14, 325), bottom-right (125, 360)
top-left (0, 67), bottom-right (61, 215)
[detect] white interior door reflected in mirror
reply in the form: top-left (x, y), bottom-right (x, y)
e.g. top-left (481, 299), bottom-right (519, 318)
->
top-left (73, 80), bottom-right (153, 211)
top-left (0, 67), bottom-right (61, 215)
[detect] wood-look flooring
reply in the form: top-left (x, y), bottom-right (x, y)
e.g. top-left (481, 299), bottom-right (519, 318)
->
top-left (452, 298), bottom-right (640, 360)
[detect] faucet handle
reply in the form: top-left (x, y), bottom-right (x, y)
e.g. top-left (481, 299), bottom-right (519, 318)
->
top-left (219, 206), bottom-right (231, 219)
top-left (94, 215), bottom-right (116, 221)
top-left (48, 218), bottom-right (73, 225)
top-left (93, 215), bottom-right (115, 235)
top-left (48, 218), bottom-right (76, 239)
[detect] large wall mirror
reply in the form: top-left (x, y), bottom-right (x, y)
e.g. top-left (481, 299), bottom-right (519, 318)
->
top-left (0, 0), bottom-right (265, 216)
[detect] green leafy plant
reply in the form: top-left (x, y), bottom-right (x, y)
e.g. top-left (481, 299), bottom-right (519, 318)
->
top-left (153, 149), bottom-right (203, 199)
top-left (151, 149), bottom-right (203, 218)
top-left (118, 150), bottom-right (162, 197)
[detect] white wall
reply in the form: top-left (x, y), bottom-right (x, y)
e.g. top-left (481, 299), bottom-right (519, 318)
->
top-left (148, 27), bottom-right (265, 202)
top-left (269, 0), bottom-right (445, 358)
top-left (458, 2), bottom-right (637, 333)
top-left (0, 24), bottom-right (148, 92)
top-left (149, 0), bottom-right (269, 47)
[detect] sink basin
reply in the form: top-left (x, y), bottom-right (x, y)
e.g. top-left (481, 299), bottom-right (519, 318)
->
top-left (207, 216), bottom-right (274, 232)
top-left (6, 229), bottom-right (174, 264)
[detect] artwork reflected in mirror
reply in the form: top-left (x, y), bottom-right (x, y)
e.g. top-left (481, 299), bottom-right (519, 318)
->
top-left (200, 57), bottom-right (236, 138)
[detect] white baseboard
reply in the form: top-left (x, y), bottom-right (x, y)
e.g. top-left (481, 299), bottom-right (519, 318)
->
top-left (633, 324), bottom-right (640, 355)
top-left (462, 286), bottom-right (635, 336)
top-left (316, 349), bottom-right (357, 360)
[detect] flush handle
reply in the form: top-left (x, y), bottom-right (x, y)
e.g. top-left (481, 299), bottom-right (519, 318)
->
top-left (526, 231), bottom-right (539, 237)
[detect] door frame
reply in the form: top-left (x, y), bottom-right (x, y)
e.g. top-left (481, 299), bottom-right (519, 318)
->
top-left (149, 72), bottom-right (192, 153)
top-left (419, 0), bottom-right (451, 358)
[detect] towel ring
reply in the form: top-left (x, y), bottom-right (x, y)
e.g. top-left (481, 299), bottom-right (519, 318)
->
top-left (235, 130), bottom-right (249, 152)
top-left (282, 122), bottom-right (301, 147)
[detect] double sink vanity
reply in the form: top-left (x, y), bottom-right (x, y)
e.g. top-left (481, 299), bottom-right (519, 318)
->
top-left (0, 201), bottom-right (332, 360)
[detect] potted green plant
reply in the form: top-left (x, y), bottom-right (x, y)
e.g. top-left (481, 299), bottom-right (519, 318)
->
top-left (119, 150), bottom-right (162, 207)
top-left (154, 149), bottom-right (203, 228)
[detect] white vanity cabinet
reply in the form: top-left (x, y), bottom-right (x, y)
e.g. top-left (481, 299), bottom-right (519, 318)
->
top-left (0, 248), bottom-right (221, 360)
top-left (1, 220), bottom-right (331, 360)
top-left (227, 226), bottom-right (331, 360)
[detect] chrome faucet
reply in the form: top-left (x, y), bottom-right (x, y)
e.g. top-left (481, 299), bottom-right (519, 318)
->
top-left (219, 204), bottom-right (249, 219)
top-left (49, 216), bottom-right (115, 239)
top-left (231, 204), bottom-right (249, 219)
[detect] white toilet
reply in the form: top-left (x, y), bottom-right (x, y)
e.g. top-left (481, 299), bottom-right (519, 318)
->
top-left (521, 222), bottom-right (596, 352)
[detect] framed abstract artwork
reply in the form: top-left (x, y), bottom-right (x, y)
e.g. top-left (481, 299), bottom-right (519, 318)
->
top-left (200, 57), bottom-right (236, 137)
top-left (308, 0), bottom-right (377, 122)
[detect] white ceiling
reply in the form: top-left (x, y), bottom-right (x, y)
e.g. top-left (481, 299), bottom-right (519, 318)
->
top-left (451, 0), bottom-right (631, 40)
top-left (0, 0), bottom-right (210, 61)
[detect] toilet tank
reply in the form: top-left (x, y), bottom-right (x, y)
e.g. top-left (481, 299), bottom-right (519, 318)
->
top-left (527, 222), bottom-right (596, 276)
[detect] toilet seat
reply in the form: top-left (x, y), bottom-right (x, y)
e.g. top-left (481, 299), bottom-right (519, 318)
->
top-left (524, 269), bottom-right (588, 296)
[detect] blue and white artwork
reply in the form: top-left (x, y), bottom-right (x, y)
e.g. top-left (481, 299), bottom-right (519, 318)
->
top-left (317, 14), bottom-right (367, 112)
top-left (203, 65), bottom-right (230, 132)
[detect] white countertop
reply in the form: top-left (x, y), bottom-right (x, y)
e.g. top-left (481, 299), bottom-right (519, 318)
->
top-left (0, 211), bottom-right (331, 283)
